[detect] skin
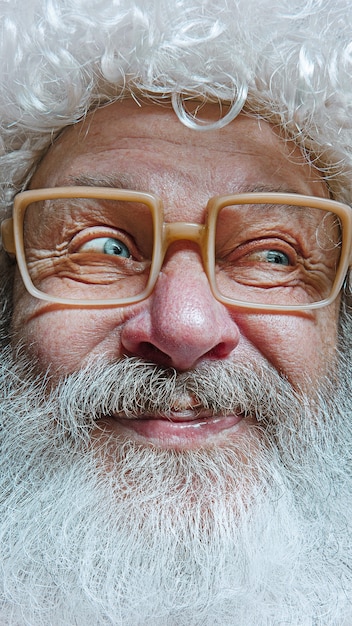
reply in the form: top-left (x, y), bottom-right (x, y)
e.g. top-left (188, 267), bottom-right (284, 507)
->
top-left (10, 100), bottom-right (340, 448)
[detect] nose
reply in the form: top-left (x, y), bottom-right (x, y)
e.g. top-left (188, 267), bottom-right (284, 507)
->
top-left (120, 249), bottom-right (240, 370)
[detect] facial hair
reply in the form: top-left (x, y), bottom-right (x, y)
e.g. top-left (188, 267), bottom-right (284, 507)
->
top-left (0, 341), bottom-right (352, 625)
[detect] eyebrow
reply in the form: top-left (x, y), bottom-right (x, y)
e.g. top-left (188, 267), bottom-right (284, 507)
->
top-left (237, 183), bottom-right (304, 194)
top-left (65, 173), bottom-right (143, 191)
top-left (64, 175), bottom-right (302, 197)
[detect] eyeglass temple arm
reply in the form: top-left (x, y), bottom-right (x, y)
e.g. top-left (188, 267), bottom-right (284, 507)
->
top-left (1, 218), bottom-right (15, 255)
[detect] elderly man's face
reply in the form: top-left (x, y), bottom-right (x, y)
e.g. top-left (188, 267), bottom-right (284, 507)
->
top-left (10, 100), bottom-right (338, 449)
top-left (4, 100), bottom-right (352, 625)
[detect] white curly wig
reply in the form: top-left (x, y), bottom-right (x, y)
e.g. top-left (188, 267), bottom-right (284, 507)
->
top-left (0, 0), bottom-right (352, 217)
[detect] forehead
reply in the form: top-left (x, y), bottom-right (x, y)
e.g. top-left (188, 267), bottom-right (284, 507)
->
top-left (30, 100), bottom-right (328, 211)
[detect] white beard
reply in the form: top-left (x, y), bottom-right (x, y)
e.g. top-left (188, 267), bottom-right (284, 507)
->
top-left (0, 340), bottom-right (352, 625)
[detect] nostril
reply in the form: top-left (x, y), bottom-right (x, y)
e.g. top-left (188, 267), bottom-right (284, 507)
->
top-left (126, 341), bottom-right (174, 368)
top-left (205, 341), bottom-right (236, 360)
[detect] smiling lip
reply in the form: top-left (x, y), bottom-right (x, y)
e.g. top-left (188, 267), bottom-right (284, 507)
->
top-left (102, 410), bottom-right (245, 448)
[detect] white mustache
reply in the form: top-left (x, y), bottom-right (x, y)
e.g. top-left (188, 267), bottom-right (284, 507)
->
top-left (50, 356), bottom-right (302, 430)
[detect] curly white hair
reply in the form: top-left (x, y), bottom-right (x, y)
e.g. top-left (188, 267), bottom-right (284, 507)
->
top-left (0, 0), bottom-right (352, 213)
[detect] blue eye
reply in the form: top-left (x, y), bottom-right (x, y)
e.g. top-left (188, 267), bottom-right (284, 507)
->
top-left (264, 250), bottom-right (290, 266)
top-left (79, 237), bottom-right (131, 258)
top-left (103, 238), bottom-right (130, 257)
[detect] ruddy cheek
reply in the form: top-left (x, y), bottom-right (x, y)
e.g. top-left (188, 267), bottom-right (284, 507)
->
top-left (227, 308), bottom-right (335, 389)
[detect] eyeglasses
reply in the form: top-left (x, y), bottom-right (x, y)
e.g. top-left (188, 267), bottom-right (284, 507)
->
top-left (2, 187), bottom-right (352, 311)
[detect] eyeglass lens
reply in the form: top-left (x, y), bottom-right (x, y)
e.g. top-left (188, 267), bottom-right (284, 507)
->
top-left (214, 202), bottom-right (341, 306)
top-left (23, 197), bottom-right (154, 301)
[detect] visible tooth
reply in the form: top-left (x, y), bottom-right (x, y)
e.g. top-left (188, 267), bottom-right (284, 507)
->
top-left (170, 394), bottom-right (202, 412)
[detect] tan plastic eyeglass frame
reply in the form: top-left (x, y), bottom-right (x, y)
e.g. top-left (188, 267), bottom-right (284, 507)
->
top-left (2, 186), bottom-right (352, 312)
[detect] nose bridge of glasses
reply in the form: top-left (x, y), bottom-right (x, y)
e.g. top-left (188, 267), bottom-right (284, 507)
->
top-left (161, 222), bottom-right (206, 257)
